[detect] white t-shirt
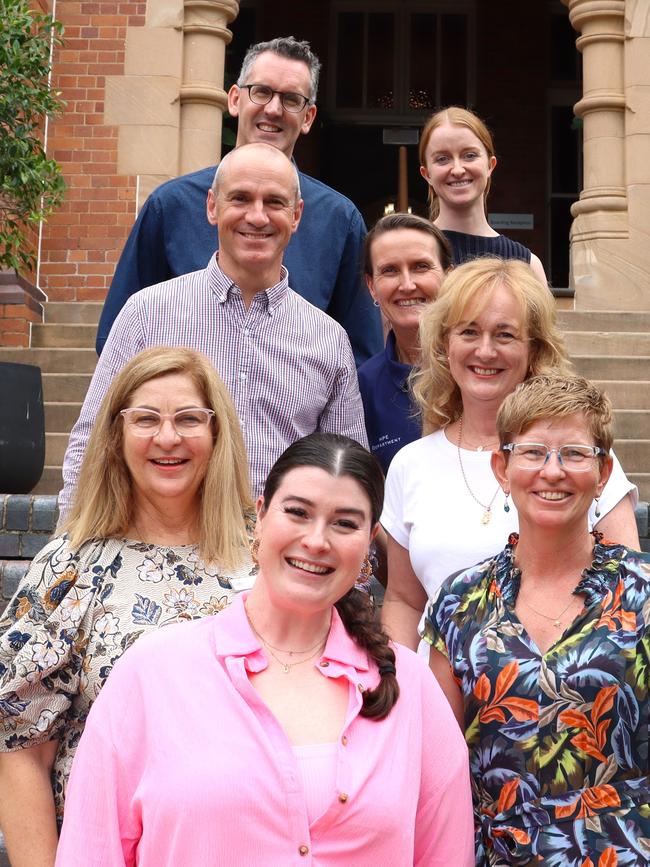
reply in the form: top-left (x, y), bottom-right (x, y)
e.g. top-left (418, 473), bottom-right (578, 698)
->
top-left (381, 429), bottom-right (637, 598)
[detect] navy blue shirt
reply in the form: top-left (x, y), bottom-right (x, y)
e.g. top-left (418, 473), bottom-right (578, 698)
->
top-left (357, 331), bottom-right (421, 472)
top-left (442, 230), bottom-right (532, 265)
top-left (97, 165), bottom-right (382, 366)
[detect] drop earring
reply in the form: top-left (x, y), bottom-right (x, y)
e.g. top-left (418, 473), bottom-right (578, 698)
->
top-left (503, 490), bottom-right (510, 513)
top-left (594, 497), bottom-right (601, 518)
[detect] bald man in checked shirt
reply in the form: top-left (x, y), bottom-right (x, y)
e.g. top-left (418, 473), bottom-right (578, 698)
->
top-left (59, 143), bottom-right (368, 513)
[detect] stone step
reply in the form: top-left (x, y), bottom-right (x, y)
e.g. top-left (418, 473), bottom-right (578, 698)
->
top-left (42, 373), bottom-right (93, 402)
top-left (595, 381), bottom-right (650, 409)
top-left (558, 311), bottom-right (650, 331)
top-left (45, 433), bottom-right (70, 466)
top-left (630, 474), bottom-right (650, 503)
top-left (613, 410), bottom-right (650, 439)
top-left (32, 466), bottom-right (63, 496)
top-left (612, 439), bottom-right (650, 474)
top-left (573, 356), bottom-right (650, 380)
top-left (44, 301), bottom-right (103, 325)
top-left (44, 402), bottom-right (81, 432)
top-left (32, 323), bottom-right (97, 348)
top-left (0, 347), bottom-right (97, 373)
top-left (564, 331), bottom-right (650, 355)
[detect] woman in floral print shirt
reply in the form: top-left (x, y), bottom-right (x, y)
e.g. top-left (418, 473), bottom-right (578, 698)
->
top-left (424, 373), bottom-right (650, 866)
top-left (0, 347), bottom-right (254, 866)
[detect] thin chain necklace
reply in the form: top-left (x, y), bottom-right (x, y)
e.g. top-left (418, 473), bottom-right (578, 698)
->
top-left (457, 416), bottom-right (501, 525)
top-left (519, 594), bottom-right (580, 630)
top-left (246, 607), bottom-right (330, 674)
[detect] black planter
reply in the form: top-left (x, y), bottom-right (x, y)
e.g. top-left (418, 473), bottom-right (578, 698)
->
top-left (0, 361), bottom-right (45, 493)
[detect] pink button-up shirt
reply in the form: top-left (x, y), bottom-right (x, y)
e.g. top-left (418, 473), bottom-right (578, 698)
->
top-left (56, 595), bottom-right (473, 866)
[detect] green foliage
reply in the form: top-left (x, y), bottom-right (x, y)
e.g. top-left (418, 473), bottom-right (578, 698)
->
top-left (0, 0), bottom-right (66, 272)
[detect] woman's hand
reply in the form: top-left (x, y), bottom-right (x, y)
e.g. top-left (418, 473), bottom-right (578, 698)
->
top-left (0, 740), bottom-right (59, 867)
top-left (381, 534), bottom-right (428, 650)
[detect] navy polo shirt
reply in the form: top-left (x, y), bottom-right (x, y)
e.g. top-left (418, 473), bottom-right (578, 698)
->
top-left (357, 330), bottom-right (421, 473)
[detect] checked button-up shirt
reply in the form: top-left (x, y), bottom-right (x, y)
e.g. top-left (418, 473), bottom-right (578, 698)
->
top-left (60, 256), bottom-right (367, 513)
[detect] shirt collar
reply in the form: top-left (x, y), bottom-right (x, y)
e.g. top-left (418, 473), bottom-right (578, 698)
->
top-left (494, 532), bottom-right (630, 609)
top-left (214, 594), bottom-right (370, 673)
top-left (207, 254), bottom-right (290, 312)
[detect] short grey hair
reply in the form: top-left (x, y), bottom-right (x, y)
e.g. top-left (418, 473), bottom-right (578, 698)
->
top-left (212, 143), bottom-right (302, 205)
top-left (236, 36), bottom-right (321, 104)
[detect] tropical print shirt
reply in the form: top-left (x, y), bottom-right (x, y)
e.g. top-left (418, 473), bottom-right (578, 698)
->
top-left (0, 534), bottom-right (255, 821)
top-left (423, 534), bottom-right (650, 866)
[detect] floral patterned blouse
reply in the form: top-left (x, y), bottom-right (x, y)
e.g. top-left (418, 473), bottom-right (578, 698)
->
top-left (0, 534), bottom-right (255, 821)
top-left (423, 534), bottom-right (650, 866)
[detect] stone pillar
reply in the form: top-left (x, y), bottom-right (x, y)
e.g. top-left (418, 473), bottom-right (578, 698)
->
top-left (180, 0), bottom-right (239, 174)
top-left (563, 0), bottom-right (650, 310)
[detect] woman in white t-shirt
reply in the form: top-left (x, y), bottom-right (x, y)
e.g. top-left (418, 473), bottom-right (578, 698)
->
top-left (380, 257), bottom-right (639, 651)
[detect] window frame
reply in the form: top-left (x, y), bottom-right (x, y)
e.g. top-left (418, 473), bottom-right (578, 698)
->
top-left (328, 0), bottom-right (476, 125)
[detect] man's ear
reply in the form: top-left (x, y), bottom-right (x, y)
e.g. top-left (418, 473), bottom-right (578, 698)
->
top-left (206, 189), bottom-right (218, 226)
top-left (300, 103), bottom-right (317, 136)
top-left (227, 84), bottom-right (241, 118)
top-left (291, 198), bottom-right (304, 234)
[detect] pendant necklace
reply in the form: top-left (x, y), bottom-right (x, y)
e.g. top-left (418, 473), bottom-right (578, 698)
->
top-left (519, 594), bottom-right (579, 629)
top-left (246, 606), bottom-right (330, 674)
top-left (456, 416), bottom-right (501, 525)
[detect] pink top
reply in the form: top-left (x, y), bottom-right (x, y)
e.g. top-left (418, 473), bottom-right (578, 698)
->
top-left (292, 743), bottom-right (338, 825)
top-left (56, 595), bottom-right (473, 866)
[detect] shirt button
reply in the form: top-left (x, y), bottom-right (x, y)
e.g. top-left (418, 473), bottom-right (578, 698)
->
top-left (319, 660), bottom-right (329, 667)
top-left (338, 792), bottom-right (349, 803)
top-left (240, 372), bottom-right (247, 380)
top-left (298, 844), bottom-right (309, 856)
top-left (341, 735), bottom-right (348, 746)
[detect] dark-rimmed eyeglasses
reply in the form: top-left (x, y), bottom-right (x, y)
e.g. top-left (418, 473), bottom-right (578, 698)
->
top-left (241, 84), bottom-right (310, 113)
top-left (120, 408), bottom-right (215, 438)
top-left (501, 443), bottom-right (607, 471)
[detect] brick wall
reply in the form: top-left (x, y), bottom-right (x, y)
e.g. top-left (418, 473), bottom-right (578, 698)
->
top-left (0, 495), bottom-right (59, 614)
top-left (38, 0), bottom-right (146, 303)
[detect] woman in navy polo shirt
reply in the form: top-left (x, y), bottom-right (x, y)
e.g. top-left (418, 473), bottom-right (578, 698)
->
top-left (357, 213), bottom-right (452, 473)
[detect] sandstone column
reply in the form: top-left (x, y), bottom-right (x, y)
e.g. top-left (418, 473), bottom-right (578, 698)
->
top-left (180, 0), bottom-right (239, 174)
top-left (562, 0), bottom-right (650, 309)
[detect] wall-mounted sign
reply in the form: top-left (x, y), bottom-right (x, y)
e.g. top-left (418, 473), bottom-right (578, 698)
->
top-left (488, 213), bottom-right (534, 230)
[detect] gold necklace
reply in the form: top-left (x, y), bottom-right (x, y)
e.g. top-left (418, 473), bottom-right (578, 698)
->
top-left (246, 607), bottom-right (330, 674)
top-left (519, 594), bottom-right (580, 629)
top-left (456, 417), bottom-right (501, 524)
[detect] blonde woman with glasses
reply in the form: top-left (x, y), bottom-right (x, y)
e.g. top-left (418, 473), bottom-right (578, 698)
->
top-left (0, 347), bottom-right (254, 866)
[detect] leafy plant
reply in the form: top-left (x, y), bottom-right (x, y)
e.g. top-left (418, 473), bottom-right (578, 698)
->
top-left (0, 0), bottom-right (66, 272)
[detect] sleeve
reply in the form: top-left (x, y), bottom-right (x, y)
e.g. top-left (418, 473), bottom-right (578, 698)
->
top-left (0, 537), bottom-right (101, 751)
top-left (412, 656), bottom-right (474, 866)
top-left (317, 330), bottom-right (369, 448)
top-left (54, 658), bottom-right (144, 867)
top-left (588, 448), bottom-right (638, 529)
top-left (60, 300), bottom-right (146, 517)
top-left (324, 207), bottom-right (383, 367)
top-left (96, 194), bottom-right (171, 355)
top-left (420, 585), bottom-right (453, 657)
top-left (379, 452), bottom-right (410, 548)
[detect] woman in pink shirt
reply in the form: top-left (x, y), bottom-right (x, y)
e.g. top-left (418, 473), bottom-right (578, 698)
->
top-left (56, 433), bottom-right (473, 866)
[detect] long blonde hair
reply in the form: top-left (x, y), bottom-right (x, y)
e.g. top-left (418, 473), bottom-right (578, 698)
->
top-left (60, 348), bottom-right (253, 570)
top-left (419, 106), bottom-right (496, 221)
top-left (411, 258), bottom-right (571, 434)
